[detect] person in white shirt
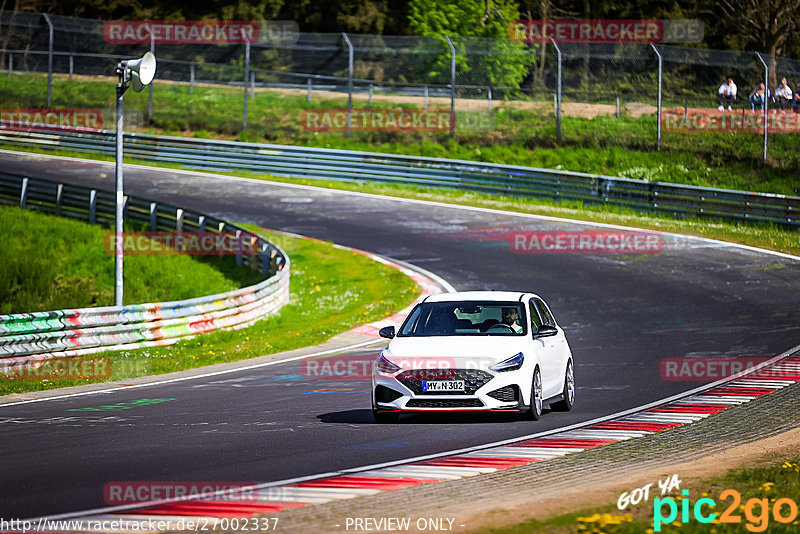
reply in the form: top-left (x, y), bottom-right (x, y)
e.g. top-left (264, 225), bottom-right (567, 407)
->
top-left (775, 78), bottom-right (793, 111)
top-left (718, 77), bottom-right (737, 111)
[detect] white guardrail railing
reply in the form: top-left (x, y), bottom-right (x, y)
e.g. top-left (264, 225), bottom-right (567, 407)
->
top-left (0, 172), bottom-right (290, 360)
top-left (0, 129), bottom-right (798, 227)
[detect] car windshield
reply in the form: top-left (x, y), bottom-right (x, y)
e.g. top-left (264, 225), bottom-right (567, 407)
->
top-left (398, 301), bottom-right (527, 337)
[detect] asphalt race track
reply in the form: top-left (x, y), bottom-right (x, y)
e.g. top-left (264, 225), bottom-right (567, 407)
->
top-left (2, 151), bottom-right (800, 519)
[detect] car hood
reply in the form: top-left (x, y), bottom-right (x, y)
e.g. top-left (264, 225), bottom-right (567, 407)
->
top-left (385, 336), bottom-right (528, 369)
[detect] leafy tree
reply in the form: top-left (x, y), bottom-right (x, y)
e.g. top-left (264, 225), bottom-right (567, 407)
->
top-left (408, 0), bottom-right (534, 91)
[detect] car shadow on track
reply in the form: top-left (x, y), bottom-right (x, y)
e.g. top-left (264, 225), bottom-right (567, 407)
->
top-left (318, 409), bottom-right (539, 425)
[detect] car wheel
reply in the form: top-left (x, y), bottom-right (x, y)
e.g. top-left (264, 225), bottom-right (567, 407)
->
top-left (552, 360), bottom-right (575, 412)
top-left (526, 367), bottom-right (542, 420)
top-left (372, 409), bottom-right (398, 423)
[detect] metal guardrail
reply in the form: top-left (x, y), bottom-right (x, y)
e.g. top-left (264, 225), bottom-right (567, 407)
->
top-left (0, 128), bottom-right (797, 227)
top-left (0, 172), bottom-right (290, 359)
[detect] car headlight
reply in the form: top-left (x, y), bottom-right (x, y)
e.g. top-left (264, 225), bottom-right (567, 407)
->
top-left (490, 352), bottom-right (524, 372)
top-left (376, 352), bottom-right (401, 374)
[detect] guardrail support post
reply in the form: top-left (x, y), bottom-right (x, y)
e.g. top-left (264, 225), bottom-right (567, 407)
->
top-left (651, 44), bottom-right (662, 150)
top-left (43, 14), bottom-right (53, 107)
top-left (235, 230), bottom-right (243, 266)
top-left (190, 63), bottom-right (195, 93)
top-left (149, 202), bottom-right (158, 230)
top-left (550, 38), bottom-right (562, 141)
top-left (69, 55), bottom-right (74, 81)
top-left (341, 33), bottom-right (353, 137)
top-left (176, 208), bottom-right (184, 232)
top-left (755, 52), bottom-right (769, 161)
top-left (89, 189), bottom-right (97, 224)
top-left (307, 78), bottom-right (312, 103)
top-left (56, 183), bottom-right (63, 214)
top-left (198, 215), bottom-right (206, 231)
top-left (445, 35), bottom-right (456, 138)
top-left (20, 177), bottom-right (29, 209)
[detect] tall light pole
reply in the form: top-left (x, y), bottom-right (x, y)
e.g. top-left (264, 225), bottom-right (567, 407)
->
top-left (114, 51), bottom-right (157, 306)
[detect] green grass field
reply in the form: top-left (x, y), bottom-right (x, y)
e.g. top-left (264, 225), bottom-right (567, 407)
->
top-left (0, 223), bottom-right (421, 395)
top-left (2, 72), bottom-right (798, 196)
top-left (0, 205), bottom-right (263, 314)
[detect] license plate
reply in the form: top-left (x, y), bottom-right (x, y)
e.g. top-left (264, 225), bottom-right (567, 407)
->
top-left (422, 380), bottom-right (465, 392)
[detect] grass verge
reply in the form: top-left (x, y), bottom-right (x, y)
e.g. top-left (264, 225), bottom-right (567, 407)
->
top-left (0, 205), bottom-right (262, 314)
top-left (2, 72), bottom-right (799, 196)
top-left (0, 226), bottom-right (421, 396)
top-left (473, 458), bottom-right (800, 533)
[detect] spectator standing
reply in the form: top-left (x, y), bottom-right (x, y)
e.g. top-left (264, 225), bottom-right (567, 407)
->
top-left (775, 78), bottom-right (793, 112)
top-left (749, 83), bottom-right (766, 110)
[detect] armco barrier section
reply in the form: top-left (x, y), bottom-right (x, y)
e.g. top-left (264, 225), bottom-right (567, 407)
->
top-left (0, 129), bottom-right (797, 226)
top-left (0, 172), bottom-right (290, 360)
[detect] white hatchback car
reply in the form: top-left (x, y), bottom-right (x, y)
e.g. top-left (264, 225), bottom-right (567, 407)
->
top-left (372, 291), bottom-right (574, 422)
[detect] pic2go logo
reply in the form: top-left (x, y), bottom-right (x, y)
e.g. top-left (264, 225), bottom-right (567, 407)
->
top-left (654, 489), bottom-right (800, 532)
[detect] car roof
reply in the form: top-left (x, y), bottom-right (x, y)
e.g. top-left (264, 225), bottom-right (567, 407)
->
top-left (425, 291), bottom-right (541, 303)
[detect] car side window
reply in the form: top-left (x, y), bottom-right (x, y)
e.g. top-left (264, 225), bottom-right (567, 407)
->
top-left (534, 298), bottom-right (556, 327)
top-left (528, 301), bottom-right (543, 333)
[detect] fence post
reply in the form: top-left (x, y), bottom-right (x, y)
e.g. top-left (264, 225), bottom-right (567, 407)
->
top-left (251, 71), bottom-right (255, 98)
top-left (488, 86), bottom-right (492, 111)
top-left (755, 52), bottom-right (769, 161)
top-left (7, 53), bottom-right (11, 74)
top-left (190, 63), bottom-right (195, 93)
top-left (42, 14), bottom-right (53, 107)
top-left (150, 202), bottom-right (158, 231)
top-left (69, 55), bottom-right (73, 81)
top-left (20, 177), bottom-right (29, 209)
top-left (307, 77), bottom-right (312, 103)
top-left (550, 38), bottom-right (562, 141)
top-left (242, 29), bottom-right (250, 129)
top-left (445, 35), bottom-right (456, 138)
top-left (368, 83), bottom-right (373, 107)
top-left (143, 23), bottom-right (155, 124)
top-left (341, 33), bottom-right (353, 137)
top-left (424, 85), bottom-right (428, 111)
top-left (89, 189), bottom-right (97, 224)
top-left (651, 44), bottom-right (662, 150)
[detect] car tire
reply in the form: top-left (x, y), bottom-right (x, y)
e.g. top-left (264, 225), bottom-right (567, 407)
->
top-left (372, 408), bottom-right (398, 423)
top-left (526, 367), bottom-right (543, 421)
top-left (551, 360), bottom-right (575, 412)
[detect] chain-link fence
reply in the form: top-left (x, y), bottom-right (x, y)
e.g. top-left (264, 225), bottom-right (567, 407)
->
top-left (2, 11), bottom-right (799, 160)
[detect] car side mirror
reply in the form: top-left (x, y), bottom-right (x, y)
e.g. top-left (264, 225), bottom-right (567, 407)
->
top-left (534, 325), bottom-right (558, 338)
top-left (379, 326), bottom-right (396, 339)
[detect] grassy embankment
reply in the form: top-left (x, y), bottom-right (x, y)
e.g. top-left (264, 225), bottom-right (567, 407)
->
top-left (0, 209), bottom-right (421, 395)
top-left (1, 72), bottom-right (798, 196)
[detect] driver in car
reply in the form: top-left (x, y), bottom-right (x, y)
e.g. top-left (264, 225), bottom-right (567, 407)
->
top-left (501, 307), bottom-right (523, 334)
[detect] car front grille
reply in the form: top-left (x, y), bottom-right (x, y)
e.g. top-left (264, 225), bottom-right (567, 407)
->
top-left (487, 385), bottom-right (519, 403)
top-left (406, 399), bottom-right (484, 408)
top-left (375, 385), bottom-right (403, 403)
top-left (396, 369), bottom-right (493, 395)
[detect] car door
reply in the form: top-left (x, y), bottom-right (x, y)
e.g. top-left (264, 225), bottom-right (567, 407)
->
top-left (533, 297), bottom-right (571, 397)
top-left (528, 299), bottom-right (560, 398)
